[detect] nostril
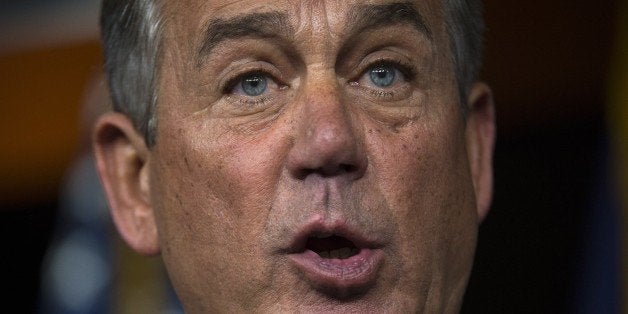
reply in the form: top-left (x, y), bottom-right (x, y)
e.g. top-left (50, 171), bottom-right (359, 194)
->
top-left (318, 162), bottom-right (360, 177)
top-left (339, 163), bottom-right (357, 174)
top-left (293, 168), bottom-right (314, 180)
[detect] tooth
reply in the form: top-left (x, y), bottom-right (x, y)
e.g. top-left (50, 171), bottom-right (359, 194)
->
top-left (350, 248), bottom-right (359, 255)
top-left (339, 249), bottom-right (346, 258)
top-left (319, 251), bottom-right (330, 258)
top-left (330, 249), bottom-right (341, 259)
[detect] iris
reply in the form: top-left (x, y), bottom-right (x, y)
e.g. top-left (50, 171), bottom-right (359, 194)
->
top-left (241, 74), bottom-right (267, 96)
top-left (369, 65), bottom-right (396, 87)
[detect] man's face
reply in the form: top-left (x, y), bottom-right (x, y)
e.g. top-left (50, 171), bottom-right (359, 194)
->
top-left (104, 0), bottom-right (493, 312)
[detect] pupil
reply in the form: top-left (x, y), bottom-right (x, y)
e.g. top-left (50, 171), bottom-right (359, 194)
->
top-left (369, 66), bottom-right (395, 87)
top-left (242, 75), bottom-right (267, 96)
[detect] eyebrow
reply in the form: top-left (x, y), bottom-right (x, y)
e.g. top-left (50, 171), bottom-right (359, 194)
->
top-left (347, 1), bottom-right (432, 40)
top-left (197, 11), bottom-right (292, 63)
top-left (196, 2), bottom-right (431, 63)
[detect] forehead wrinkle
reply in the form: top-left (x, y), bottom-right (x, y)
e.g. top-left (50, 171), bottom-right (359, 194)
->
top-left (288, 0), bottom-right (345, 66)
top-left (347, 1), bottom-right (433, 40)
top-left (291, 1), bottom-right (332, 38)
top-left (196, 11), bottom-right (293, 65)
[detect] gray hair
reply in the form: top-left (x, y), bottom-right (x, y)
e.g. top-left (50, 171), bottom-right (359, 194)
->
top-left (445, 0), bottom-right (485, 116)
top-left (101, 0), bottom-right (163, 146)
top-left (100, 0), bottom-right (485, 146)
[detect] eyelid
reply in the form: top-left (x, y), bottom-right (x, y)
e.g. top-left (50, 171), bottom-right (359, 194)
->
top-left (351, 60), bottom-right (414, 91)
top-left (219, 63), bottom-right (291, 115)
top-left (343, 55), bottom-right (418, 104)
top-left (221, 62), bottom-right (286, 94)
top-left (371, 59), bottom-right (415, 81)
top-left (350, 57), bottom-right (417, 86)
top-left (223, 76), bottom-right (279, 114)
top-left (225, 71), bottom-right (269, 95)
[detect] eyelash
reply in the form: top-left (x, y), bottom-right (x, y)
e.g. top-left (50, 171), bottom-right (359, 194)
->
top-left (351, 58), bottom-right (417, 101)
top-left (220, 58), bottom-right (416, 103)
top-left (362, 58), bottom-right (417, 83)
top-left (222, 70), bottom-right (282, 106)
top-left (222, 71), bottom-right (268, 94)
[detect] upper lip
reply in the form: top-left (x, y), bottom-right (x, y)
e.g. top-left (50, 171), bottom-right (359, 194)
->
top-left (286, 219), bottom-right (382, 254)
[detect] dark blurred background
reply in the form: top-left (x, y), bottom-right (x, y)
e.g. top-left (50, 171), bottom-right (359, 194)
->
top-left (0, 0), bottom-right (626, 313)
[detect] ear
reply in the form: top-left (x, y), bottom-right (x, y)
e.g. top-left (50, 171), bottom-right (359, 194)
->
top-left (93, 112), bottom-right (160, 255)
top-left (465, 82), bottom-right (496, 223)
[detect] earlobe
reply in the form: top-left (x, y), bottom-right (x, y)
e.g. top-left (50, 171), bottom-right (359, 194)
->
top-left (465, 82), bottom-right (496, 223)
top-left (93, 112), bottom-right (160, 255)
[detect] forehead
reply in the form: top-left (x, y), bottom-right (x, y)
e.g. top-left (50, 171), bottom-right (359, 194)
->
top-left (166, 0), bottom-right (442, 18)
top-left (161, 0), bottom-right (447, 52)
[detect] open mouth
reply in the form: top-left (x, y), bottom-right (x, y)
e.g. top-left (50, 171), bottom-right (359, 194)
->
top-left (287, 224), bottom-right (385, 298)
top-left (305, 234), bottom-right (360, 259)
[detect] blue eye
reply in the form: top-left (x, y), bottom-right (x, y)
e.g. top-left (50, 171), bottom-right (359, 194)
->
top-left (239, 74), bottom-right (268, 96)
top-left (369, 65), bottom-right (396, 87)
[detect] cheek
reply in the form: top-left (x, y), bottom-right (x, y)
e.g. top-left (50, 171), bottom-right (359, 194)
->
top-left (367, 114), bottom-right (477, 290)
top-left (152, 116), bottom-right (287, 230)
top-left (148, 116), bottom-right (291, 308)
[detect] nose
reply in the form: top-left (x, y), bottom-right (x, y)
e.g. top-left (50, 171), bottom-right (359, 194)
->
top-left (286, 79), bottom-right (367, 182)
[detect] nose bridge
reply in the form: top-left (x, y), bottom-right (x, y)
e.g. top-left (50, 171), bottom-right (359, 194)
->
top-left (286, 71), bottom-right (366, 180)
top-left (304, 78), bottom-right (351, 152)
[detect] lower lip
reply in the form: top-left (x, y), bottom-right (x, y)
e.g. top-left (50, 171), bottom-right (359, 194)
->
top-left (289, 248), bottom-right (384, 297)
